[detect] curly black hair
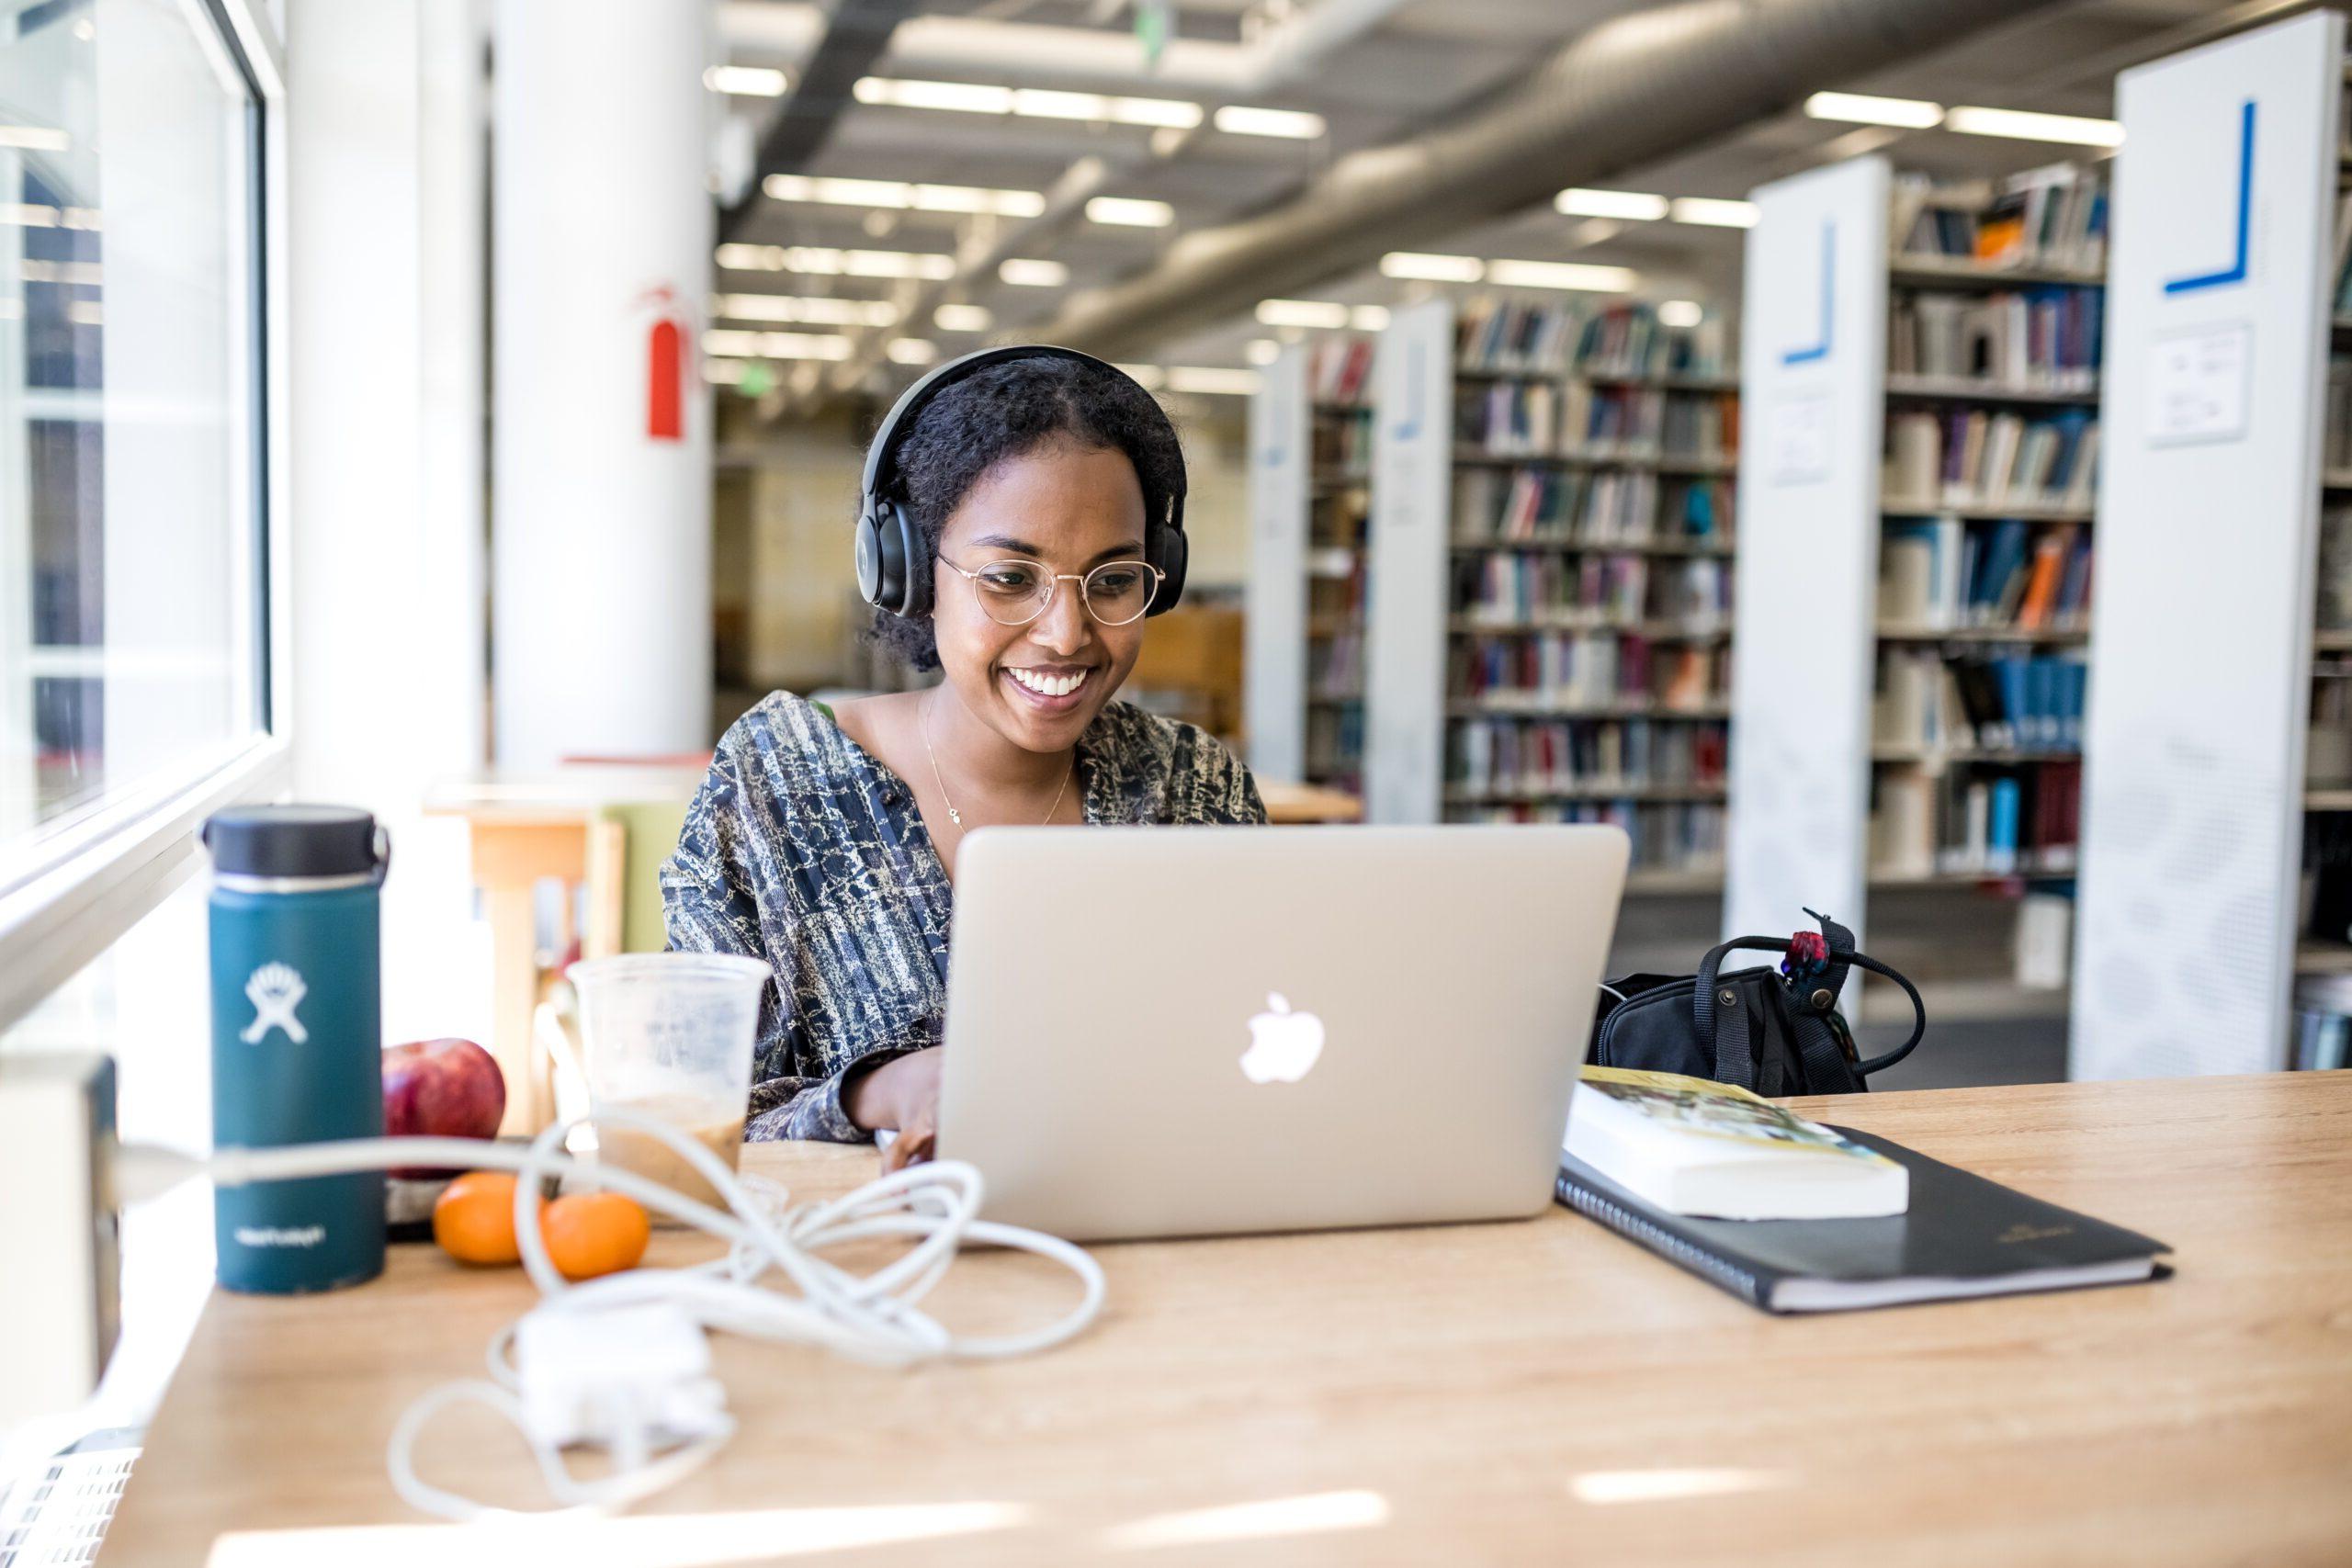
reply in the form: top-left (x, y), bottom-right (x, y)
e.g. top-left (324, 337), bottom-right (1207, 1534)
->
top-left (864, 353), bottom-right (1186, 671)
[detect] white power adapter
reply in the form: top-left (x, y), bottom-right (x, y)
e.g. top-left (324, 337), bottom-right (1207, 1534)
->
top-left (0, 1053), bottom-right (120, 1426)
top-left (514, 1302), bottom-right (729, 1454)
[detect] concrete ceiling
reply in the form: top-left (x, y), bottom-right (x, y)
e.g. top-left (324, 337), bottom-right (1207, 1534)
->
top-left (707, 0), bottom-right (2256, 410)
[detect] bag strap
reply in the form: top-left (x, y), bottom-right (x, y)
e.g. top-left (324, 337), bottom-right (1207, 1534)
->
top-left (1692, 935), bottom-right (1788, 1088)
top-left (1846, 952), bottom-right (1928, 1076)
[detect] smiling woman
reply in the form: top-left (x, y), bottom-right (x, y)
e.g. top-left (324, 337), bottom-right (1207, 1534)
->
top-left (661, 349), bottom-right (1266, 1163)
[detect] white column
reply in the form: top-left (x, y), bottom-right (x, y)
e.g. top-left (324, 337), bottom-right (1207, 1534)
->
top-left (2071, 12), bottom-right (2346, 1078)
top-left (1724, 156), bottom-right (1890, 944)
top-left (1363, 298), bottom-right (1453, 825)
top-left (1244, 345), bottom-right (1308, 783)
top-left (285, 0), bottom-right (492, 1044)
top-left (492, 0), bottom-right (712, 767)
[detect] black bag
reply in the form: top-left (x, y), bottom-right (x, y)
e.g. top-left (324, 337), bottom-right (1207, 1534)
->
top-left (1586, 910), bottom-right (1926, 1096)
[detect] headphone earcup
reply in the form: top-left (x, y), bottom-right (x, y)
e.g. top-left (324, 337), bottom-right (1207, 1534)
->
top-left (854, 512), bottom-right (892, 610)
top-left (888, 502), bottom-right (932, 618)
top-left (1148, 519), bottom-right (1187, 616)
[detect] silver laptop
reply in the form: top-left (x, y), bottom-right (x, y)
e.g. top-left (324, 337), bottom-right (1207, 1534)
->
top-left (937, 825), bottom-right (1629, 1242)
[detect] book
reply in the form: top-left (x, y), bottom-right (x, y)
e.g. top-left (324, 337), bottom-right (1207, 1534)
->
top-left (1555, 1128), bottom-right (2170, 1314)
top-left (1563, 1067), bottom-right (1909, 1220)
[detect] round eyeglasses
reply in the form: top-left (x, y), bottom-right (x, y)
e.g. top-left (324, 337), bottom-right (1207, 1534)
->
top-left (941, 556), bottom-right (1164, 627)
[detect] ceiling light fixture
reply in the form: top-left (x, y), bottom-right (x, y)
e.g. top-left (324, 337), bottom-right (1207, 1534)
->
top-left (1944, 105), bottom-right (2123, 147)
top-left (1213, 106), bottom-right (1326, 140)
top-left (1555, 187), bottom-right (1668, 221)
top-left (715, 243), bottom-right (956, 280)
top-left (1167, 367), bottom-right (1261, 396)
top-left (852, 75), bottom-right (1205, 130)
top-left (1116, 363), bottom-right (1167, 390)
top-left (1256, 299), bottom-right (1351, 330)
top-left (705, 65), bottom-right (788, 97)
top-left (1086, 196), bottom-right (1175, 227)
top-left (999, 258), bottom-right (1069, 288)
top-left (1351, 305), bottom-right (1390, 332)
top-left (1246, 339), bottom-right (1281, 366)
top-left (1803, 91), bottom-right (1943, 129)
top-left (933, 303), bottom-right (993, 333)
top-left (1657, 299), bottom-right (1706, 329)
top-left (1668, 197), bottom-right (1759, 229)
top-left (1486, 259), bottom-right (1637, 292)
top-left (713, 293), bottom-right (899, 327)
top-left (887, 338), bottom-right (939, 365)
top-left (762, 173), bottom-right (1046, 218)
top-left (0, 124), bottom-right (70, 152)
top-left (1380, 252), bottom-right (1485, 283)
top-left (700, 329), bottom-right (853, 361)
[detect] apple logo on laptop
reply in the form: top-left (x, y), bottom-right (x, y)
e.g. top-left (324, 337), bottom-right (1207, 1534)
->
top-left (1240, 992), bottom-right (1325, 1084)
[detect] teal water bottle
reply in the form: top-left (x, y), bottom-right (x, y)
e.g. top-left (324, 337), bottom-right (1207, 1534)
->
top-left (204, 806), bottom-right (390, 1293)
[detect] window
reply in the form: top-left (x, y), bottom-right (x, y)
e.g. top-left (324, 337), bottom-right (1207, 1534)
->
top-left (0, 0), bottom-right (283, 1030)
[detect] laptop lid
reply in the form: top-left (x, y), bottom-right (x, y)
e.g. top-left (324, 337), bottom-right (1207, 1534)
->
top-left (937, 825), bottom-right (1629, 1241)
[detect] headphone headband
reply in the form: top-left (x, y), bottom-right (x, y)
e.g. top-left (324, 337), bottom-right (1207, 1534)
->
top-left (860, 344), bottom-right (1187, 518)
top-left (854, 344), bottom-right (1190, 624)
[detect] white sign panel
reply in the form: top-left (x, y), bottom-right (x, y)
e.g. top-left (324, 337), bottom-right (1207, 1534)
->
top-left (2073, 11), bottom-right (2345, 1079)
top-left (2147, 321), bottom-right (2253, 446)
top-left (1723, 156), bottom-right (1891, 947)
top-left (1244, 346), bottom-right (1310, 782)
top-left (1363, 299), bottom-right (1453, 825)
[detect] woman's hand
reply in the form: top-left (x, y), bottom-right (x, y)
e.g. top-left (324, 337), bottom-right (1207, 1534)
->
top-left (845, 1048), bottom-right (942, 1168)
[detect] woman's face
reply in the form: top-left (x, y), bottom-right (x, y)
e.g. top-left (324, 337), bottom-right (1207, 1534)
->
top-left (930, 437), bottom-right (1153, 754)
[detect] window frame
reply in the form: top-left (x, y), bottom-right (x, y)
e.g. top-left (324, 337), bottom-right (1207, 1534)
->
top-left (0, 0), bottom-right (293, 1034)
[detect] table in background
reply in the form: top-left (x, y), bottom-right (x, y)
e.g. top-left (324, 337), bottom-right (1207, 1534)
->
top-left (101, 1073), bottom-right (2352, 1565)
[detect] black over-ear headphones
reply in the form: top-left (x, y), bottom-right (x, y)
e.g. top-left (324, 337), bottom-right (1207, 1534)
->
top-left (853, 344), bottom-right (1189, 621)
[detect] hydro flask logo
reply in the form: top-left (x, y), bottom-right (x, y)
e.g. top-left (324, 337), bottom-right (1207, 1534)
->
top-left (241, 962), bottom-right (311, 1045)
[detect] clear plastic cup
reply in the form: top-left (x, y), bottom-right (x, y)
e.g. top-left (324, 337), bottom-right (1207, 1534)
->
top-left (568, 953), bottom-right (770, 1213)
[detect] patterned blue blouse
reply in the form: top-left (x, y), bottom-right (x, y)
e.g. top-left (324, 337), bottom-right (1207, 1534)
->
top-left (661, 691), bottom-right (1268, 1142)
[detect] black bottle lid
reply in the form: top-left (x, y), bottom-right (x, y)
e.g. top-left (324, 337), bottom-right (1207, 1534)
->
top-left (202, 806), bottom-right (384, 879)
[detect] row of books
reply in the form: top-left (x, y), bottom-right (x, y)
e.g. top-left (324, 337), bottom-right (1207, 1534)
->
top-left (1313, 405), bottom-right (1374, 479)
top-left (1455, 299), bottom-right (1731, 380)
top-left (1442, 799), bottom-right (1726, 875)
top-left (1874, 649), bottom-right (2088, 754)
top-left (1883, 410), bottom-right (2098, 513)
top-left (1878, 517), bottom-right (2092, 632)
top-left (1455, 381), bottom-right (1736, 460)
top-left (1308, 337), bottom-right (1375, 406)
top-left (1308, 629), bottom-right (1363, 701)
top-left (1451, 634), bottom-right (1725, 712)
top-left (1452, 466), bottom-right (1733, 543)
top-left (1891, 163), bottom-right (2109, 275)
top-left (1454, 552), bottom-right (1733, 626)
top-left (1888, 288), bottom-right (2103, 392)
top-left (1308, 555), bottom-right (1365, 623)
top-left (1305, 702), bottom-right (1363, 793)
top-left (1871, 762), bottom-right (2082, 880)
top-left (2318, 508), bottom-right (2352, 633)
top-left (1447, 716), bottom-right (1728, 795)
top-left (2324, 358), bottom-right (2352, 473)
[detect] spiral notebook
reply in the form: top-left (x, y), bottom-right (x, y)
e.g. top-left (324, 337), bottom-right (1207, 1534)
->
top-left (1555, 1127), bottom-right (2170, 1314)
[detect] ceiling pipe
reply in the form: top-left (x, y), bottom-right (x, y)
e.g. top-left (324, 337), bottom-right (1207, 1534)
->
top-left (720, 0), bottom-right (1419, 96)
top-left (1035, 0), bottom-right (2082, 356)
top-left (718, 0), bottom-right (916, 245)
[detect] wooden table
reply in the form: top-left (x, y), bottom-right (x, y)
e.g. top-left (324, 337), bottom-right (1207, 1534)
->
top-left (104, 1075), bottom-right (2352, 1565)
top-left (1257, 779), bottom-right (1365, 824)
top-left (425, 767), bottom-right (706, 1133)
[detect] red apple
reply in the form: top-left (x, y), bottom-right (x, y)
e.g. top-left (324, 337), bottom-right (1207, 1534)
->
top-left (382, 1037), bottom-right (506, 1178)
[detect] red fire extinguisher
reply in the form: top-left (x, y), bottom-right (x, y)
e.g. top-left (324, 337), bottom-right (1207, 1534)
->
top-left (639, 285), bottom-right (685, 442)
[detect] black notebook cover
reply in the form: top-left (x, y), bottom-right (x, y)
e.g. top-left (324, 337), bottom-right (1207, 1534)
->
top-left (1555, 1126), bottom-right (2172, 1314)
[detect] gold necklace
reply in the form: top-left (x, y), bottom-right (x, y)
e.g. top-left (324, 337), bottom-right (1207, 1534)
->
top-left (922, 698), bottom-right (1073, 838)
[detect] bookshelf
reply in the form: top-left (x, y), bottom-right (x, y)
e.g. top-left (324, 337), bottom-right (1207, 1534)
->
top-left (1728, 151), bottom-right (2105, 1001)
top-left (1434, 297), bottom-right (1740, 889)
top-left (2071, 10), bottom-right (2346, 1078)
top-left (1244, 335), bottom-right (1377, 792)
top-left (1306, 338), bottom-right (1378, 795)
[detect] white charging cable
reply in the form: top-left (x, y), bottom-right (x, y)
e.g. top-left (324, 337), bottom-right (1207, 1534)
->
top-left (124, 1110), bottom-right (1105, 1519)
